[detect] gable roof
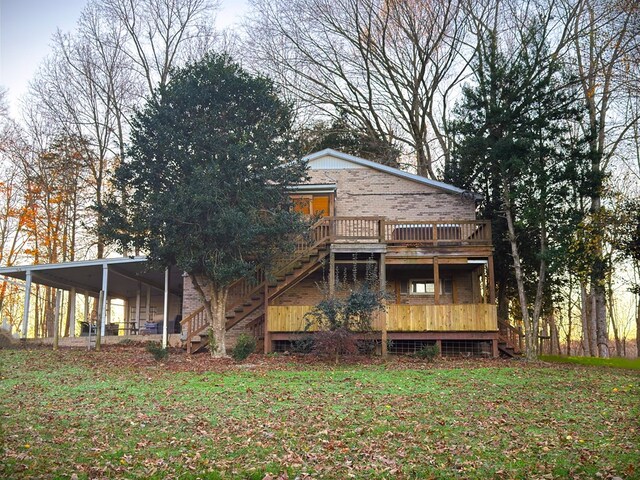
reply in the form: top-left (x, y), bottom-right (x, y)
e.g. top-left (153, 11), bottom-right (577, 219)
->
top-left (303, 148), bottom-right (482, 200)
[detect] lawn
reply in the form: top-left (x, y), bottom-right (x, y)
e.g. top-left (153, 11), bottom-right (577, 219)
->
top-left (1, 347), bottom-right (638, 479)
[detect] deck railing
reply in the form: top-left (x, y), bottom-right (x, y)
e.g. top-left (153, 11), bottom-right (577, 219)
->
top-left (322, 217), bottom-right (491, 246)
top-left (267, 304), bottom-right (498, 332)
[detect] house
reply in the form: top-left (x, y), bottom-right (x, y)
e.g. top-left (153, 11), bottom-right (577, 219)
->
top-left (0, 149), bottom-right (520, 357)
top-left (181, 149), bottom-right (518, 357)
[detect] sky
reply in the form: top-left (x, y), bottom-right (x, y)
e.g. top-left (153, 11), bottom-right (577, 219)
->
top-left (0, 0), bottom-right (248, 118)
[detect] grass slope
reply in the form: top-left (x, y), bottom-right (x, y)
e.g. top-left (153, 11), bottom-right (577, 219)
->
top-left (1, 347), bottom-right (639, 479)
top-left (542, 355), bottom-right (640, 371)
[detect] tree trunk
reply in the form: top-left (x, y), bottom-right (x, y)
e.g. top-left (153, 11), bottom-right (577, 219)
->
top-left (593, 283), bottom-right (608, 358)
top-left (209, 287), bottom-right (228, 357)
top-left (580, 282), bottom-right (591, 356)
top-left (636, 290), bottom-right (640, 359)
top-left (503, 189), bottom-right (536, 361)
top-left (190, 274), bottom-right (229, 357)
top-left (566, 277), bottom-right (573, 356)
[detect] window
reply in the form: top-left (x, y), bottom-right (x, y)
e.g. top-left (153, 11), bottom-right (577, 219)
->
top-left (409, 278), bottom-right (453, 295)
top-left (290, 194), bottom-right (331, 217)
top-left (410, 280), bottom-right (435, 295)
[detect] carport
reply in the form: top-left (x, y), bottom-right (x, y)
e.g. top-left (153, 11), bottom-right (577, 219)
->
top-left (0, 257), bottom-right (184, 348)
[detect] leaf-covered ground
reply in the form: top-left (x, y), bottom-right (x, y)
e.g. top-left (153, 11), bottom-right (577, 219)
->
top-left (1, 346), bottom-right (638, 479)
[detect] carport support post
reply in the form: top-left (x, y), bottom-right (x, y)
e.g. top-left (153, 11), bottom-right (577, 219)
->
top-left (135, 282), bottom-right (141, 331)
top-left (100, 264), bottom-right (109, 337)
top-left (162, 267), bottom-right (169, 349)
top-left (146, 286), bottom-right (151, 322)
top-left (69, 288), bottom-right (76, 337)
top-left (21, 270), bottom-right (32, 339)
top-left (53, 289), bottom-right (61, 350)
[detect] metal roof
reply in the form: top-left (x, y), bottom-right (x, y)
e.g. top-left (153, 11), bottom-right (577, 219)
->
top-left (0, 257), bottom-right (183, 298)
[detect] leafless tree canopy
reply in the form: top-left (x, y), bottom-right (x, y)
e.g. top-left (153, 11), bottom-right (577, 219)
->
top-left (246, 0), bottom-right (472, 177)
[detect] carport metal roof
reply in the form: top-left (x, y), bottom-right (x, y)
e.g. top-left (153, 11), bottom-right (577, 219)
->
top-left (0, 257), bottom-right (183, 298)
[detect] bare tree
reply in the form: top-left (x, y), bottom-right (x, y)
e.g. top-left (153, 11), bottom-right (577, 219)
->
top-left (246, 0), bottom-right (471, 176)
top-left (96, 0), bottom-right (220, 100)
top-left (571, 0), bottom-right (640, 358)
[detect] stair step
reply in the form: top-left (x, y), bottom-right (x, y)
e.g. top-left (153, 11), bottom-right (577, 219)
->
top-left (233, 306), bottom-right (244, 313)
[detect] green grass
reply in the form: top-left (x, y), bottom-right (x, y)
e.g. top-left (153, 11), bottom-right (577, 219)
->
top-left (542, 354), bottom-right (640, 370)
top-left (1, 347), bottom-right (639, 479)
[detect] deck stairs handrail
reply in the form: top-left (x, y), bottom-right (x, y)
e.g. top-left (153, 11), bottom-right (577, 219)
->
top-left (181, 218), bottom-right (331, 353)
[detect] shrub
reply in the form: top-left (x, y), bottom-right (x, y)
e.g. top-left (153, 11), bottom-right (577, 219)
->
top-left (291, 335), bottom-right (315, 354)
top-left (232, 333), bottom-right (256, 362)
top-left (146, 341), bottom-right (168, 361)
top-left (314, 328), bottom-right (359, 363)
top-left (415, 344), bottom-right (440, 362)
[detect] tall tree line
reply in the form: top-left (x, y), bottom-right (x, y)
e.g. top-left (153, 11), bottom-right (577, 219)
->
top-left (0, 0), bottom-right (220, 335)
top-left (245, 0), bottom-right (639, 358)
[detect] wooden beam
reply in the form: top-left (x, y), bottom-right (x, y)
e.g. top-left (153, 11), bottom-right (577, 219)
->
top-left (488, 255), bottom-right (496, 305)
top-left (434, 257), bottom-right (440, 306)
top-left (329, 251), bottom-right (335, 296)
top-left (380, 252), bottom-right (387, 358)
top-left (263, 283), bottom-right (271, 354)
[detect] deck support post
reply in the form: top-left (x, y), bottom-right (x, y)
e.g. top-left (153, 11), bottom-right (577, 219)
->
top-left (21, 270), bottom-right (32, 339)
top-left (380, 252), bottom-right (387, 358)
top-left (329, 251), bottom-right (335, 296)
top-left (162, 267), bottom-right (169, 349)
top-left (69, 288), bottom-right (76, 338)
top-left (263, 283), bottom-right (271, 354)
top-left (488, 255), bottom-right (496, 305)
top-left (434, 257), bottom-right (440, 305)
top-left (492, 338), bottom-right (499, 358)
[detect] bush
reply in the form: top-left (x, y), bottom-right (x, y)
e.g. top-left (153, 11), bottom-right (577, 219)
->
top-left (146, 341), bottom-right (168, 361)
top-left (232, 333), bottom-right (256, 362)
top-left (415, 344), bottom-right (440, 362)
top-left (291, 335), bottom-right (315, 354)
top-left (313, 328), bottom-right (359, 363)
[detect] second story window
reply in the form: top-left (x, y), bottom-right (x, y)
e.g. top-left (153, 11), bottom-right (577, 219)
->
top-left (291, 194), bottom-right (332, 217)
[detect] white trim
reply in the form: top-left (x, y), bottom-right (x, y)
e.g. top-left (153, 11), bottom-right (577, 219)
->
top-left (303, 149), bottom-right (482, 200)
top-left (289, 183), bottom-right (337, 193)
top-left (0, 256), bottom-right (147, 275)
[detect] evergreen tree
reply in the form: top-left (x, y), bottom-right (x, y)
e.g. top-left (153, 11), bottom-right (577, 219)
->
top-left (102, 54), bottom-right (308, 356)
top-left (447, 24), bottom-right (588, 360)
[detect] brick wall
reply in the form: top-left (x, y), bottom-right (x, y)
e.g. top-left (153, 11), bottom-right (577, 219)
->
top-left (307, 168), bottom-right (477, 220)
top-left (182, 163), bottom-right (481, 339)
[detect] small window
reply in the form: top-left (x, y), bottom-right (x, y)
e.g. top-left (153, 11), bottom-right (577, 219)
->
top-left (409, 279), bottom-right (453, 295)
top-left (410, 280), bottom-right (435, 295)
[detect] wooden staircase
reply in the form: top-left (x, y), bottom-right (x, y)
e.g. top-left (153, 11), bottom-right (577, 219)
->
top-left (181, 220), bottom-right (331, 354)
top-left (498, 319), bottom-right (524, 357)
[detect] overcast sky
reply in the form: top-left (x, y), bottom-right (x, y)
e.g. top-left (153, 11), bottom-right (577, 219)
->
top-left (0, 0), bottom-right (248, 118)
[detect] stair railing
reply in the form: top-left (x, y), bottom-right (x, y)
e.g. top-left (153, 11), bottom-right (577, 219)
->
top-left (498, 319), bottom-right (524, 353)
top-left (181, 219), bottom-right (333, 351)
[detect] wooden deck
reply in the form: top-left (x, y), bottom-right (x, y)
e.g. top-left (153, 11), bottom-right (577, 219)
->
top-left (267, 304), bottom-right (497, 332)
top-left (323, 217), bottom-right (491, 246)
